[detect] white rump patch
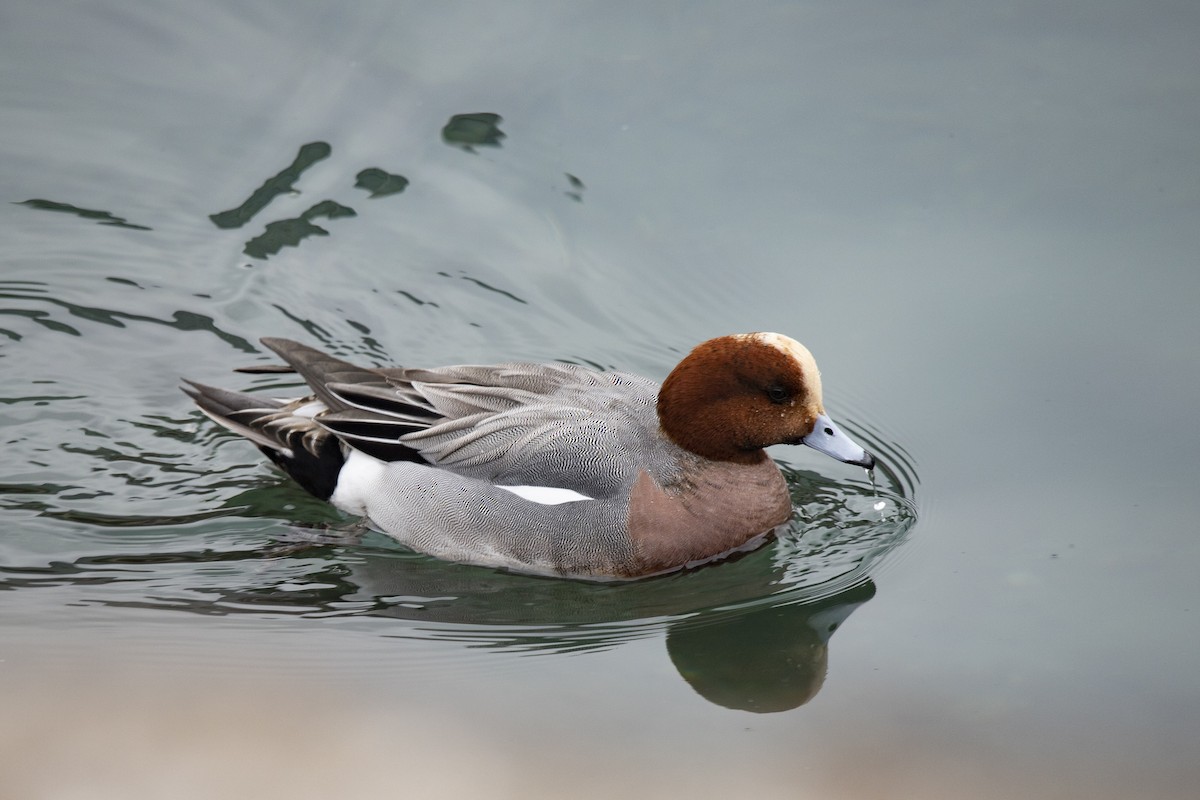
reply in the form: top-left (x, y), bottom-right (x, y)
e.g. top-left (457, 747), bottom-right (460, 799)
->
top-left (330, 449), bottom-right (386, 516)
top-left (496, 485), bottom-right (593, 505)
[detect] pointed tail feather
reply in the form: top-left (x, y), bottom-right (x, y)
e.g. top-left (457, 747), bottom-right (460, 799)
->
top-left (182, 380), bottom-right (345, 500)
top-left (259, 338), bottom-right (381, 412)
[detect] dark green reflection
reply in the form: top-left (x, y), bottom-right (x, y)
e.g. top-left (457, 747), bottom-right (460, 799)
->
top-left (209, 141), bottom-right (332, 229)
top-left (354, 168), bottom-right (409, 198)
top-left (3, 519), bottom-right (879, 713)
top-left (396, 289), bottom-right (439, 308)
top-left (17, 199), bottom-right (151, 231)
top-left (0, 281), bottom-right (255, 350)
top-left (243, 200), bottom-right (356, 259)
top-left (667, 581), bottom-right (875, 713)
top-left (441, 112), bottom-right (505, 151)
top-left (564, 173), bottom-right (585, 202)
top-left (438, 270), bottom-right (528, 304)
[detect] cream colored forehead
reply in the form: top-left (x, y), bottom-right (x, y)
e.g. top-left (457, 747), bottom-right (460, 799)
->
top-left (735, 332), bottom-right (824, 400)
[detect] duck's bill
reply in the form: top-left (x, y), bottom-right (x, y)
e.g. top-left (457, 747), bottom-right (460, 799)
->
top-left (802, 413), bottom-right (876, 469)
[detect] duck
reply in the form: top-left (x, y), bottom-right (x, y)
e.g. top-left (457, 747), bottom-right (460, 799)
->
top-left (183, 333), bottom-right (875, 579)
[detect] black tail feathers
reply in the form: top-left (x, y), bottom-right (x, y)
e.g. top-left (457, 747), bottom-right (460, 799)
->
top-left (256, 432), bottom-right (345, 501)
top-left (182, 380), bottom-right (345, 501)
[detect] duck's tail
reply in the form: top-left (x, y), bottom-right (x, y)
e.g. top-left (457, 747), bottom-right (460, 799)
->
top-left (182, 379), bottom-right (345, 500)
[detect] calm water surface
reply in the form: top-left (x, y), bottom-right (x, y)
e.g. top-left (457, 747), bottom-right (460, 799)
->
top-left (2, 2), bottom-right (1198, 798)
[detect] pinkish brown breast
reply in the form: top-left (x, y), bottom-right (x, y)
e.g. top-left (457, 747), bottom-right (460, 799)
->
top-left (625, 456), bottom-right (793, 577)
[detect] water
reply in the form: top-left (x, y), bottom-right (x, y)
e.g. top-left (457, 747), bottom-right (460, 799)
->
top-left (3, 2), bottom-right (1199, 798)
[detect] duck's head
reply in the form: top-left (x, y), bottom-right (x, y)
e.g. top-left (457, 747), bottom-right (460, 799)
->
top-left (657, 332), bottom-right (876, 469)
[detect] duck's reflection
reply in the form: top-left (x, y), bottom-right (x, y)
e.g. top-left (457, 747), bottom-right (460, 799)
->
top-left (325, 538), bottom-right (878, 712)
top-left (31, 518), bottom-right (886, 712)
top-left (666, 582), bottom-right (874, 712)
top-left (11, 460), bottom-right (907, 713)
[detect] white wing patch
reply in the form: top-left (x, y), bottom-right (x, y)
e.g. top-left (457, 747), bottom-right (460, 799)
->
top-left (496, 485), bottom-right (593, 505)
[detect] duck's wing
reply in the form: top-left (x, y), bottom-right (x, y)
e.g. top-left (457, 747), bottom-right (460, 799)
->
top-left (188, 339), bottom-right (663, 498)
top-left (323, 360), bottom-right (662, 497)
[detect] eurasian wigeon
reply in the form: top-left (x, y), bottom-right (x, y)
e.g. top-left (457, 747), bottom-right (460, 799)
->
top-left (184, 333), bottom-right (875, 579)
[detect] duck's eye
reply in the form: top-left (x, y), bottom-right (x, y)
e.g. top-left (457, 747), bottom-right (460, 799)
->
top-left (765, 383), bottom-right (790, 404)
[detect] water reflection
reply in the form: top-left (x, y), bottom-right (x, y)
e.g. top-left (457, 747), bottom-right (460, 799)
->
top-left (242, 199), bottom-right (357, 259)
top-left (0, 526), bottom-right (889, 711)
top-left (0, 280), bottom-right (255, 350)
top-left (354, 168), bottom-right (409, 199)
top-left (668, 582), bottom-right (875, 713)
top-left (439, 269), bottom-right (529, 304)
top-left (564, 172), bottom-right (585, 202)
top-left (208, 141), bottom-right (332, 229)
top-left (205, 115), bottom-right (508, 260)
top-left (206, 141), bottom-right (368, 259)
top-left (1, 443), bottom-right (914, 712)
top-left (441, 112), bottom-right (506, 151)
top-left (16, 199), bottom-right (151, 231)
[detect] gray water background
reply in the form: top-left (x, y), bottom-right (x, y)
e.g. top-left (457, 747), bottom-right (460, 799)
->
top-left (2, 2), bottom-right (1198, 798)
